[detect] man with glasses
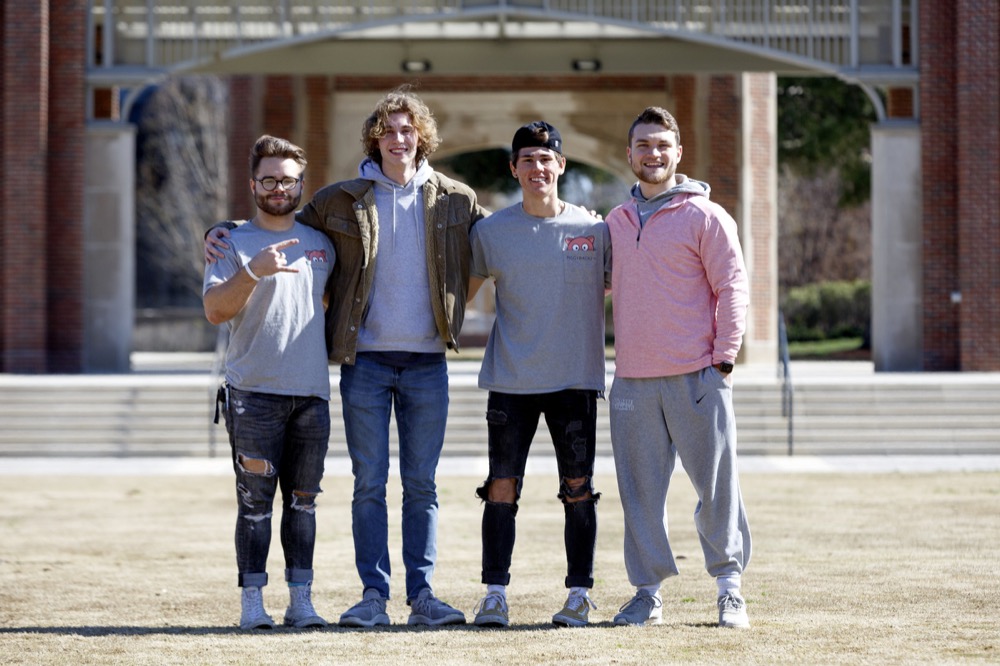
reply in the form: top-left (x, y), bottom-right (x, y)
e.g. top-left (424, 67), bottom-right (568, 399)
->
top-left (207, 88), bottom-right (485, 627)
top-left (204, 135), bottom-right (335, 630)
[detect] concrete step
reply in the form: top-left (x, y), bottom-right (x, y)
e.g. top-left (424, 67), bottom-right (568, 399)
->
top-left (1, 357), bottom-right (998, 457)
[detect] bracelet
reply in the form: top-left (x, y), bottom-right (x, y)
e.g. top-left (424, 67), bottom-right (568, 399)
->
top-left (243, 263), bottom-right (261, 282)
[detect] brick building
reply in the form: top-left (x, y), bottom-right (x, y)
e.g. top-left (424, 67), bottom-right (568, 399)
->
top-left (1, 1), bottom-right (996, 372)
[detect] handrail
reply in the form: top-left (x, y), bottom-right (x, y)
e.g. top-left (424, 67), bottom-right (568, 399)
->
top-left (777, 309), bottom-right (795, 456)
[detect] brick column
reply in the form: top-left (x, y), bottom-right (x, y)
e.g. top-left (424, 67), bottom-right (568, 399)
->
top-left (672, 73), bottom-right (777, 367)
top-left (704, 73), bottom-right (778, 366)
top-left (263, 76), bottom-right (295, 140)
top-left (47, 0), bottom-right (86, 372)
top-left (304, 76), bottom-right (331, 202)
top-left (920, 1), bottom-right (959, 370)
top-left (227, 75), bottom-right (256, 220)
top-left (670, 75), bottom-right (698, 177)
top-left (743, 72), bottom-right (778, 364)
top-left (956, 0), bottom-right (1000, 370)
top-left (706, 75), bottom-right (740, 215)
top-left (1, 1), bottom-right (49, 372)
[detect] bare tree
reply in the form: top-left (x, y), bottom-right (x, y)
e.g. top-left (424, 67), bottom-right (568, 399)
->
top-left (134, 75), bottom-right (228, 307)
top-left (778, 165), bottom-right (871, 295)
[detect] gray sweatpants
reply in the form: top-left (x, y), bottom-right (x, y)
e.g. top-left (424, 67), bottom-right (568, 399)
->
top-left (609, 367), bottom-right (751, 587)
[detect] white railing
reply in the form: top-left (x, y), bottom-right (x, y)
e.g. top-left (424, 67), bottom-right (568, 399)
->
top-left (88, 0), bottom-right (917, 80)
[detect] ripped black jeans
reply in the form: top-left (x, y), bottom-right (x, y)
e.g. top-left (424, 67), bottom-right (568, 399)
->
top-left (224, 386), bottom-right (330, 589)
top-left (477, 389), bottom-right (600, 588)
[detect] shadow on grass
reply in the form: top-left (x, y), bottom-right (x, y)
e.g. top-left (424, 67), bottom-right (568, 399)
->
top-left (0, 621), bottom-right (726, 636)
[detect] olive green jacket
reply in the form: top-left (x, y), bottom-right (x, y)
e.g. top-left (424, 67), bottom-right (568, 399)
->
top-left (296, 172), bottom-right (487, 365)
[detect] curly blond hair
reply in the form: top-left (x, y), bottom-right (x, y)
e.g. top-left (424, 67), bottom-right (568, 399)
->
top-left (361, 86), bottom-right (441, 166)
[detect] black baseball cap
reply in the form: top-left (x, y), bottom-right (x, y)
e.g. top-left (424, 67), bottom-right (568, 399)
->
top-left (511, 121), bottom-right (563, 156)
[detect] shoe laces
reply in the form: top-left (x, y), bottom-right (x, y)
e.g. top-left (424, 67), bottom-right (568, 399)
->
top-left (619, 591), bottom-right (661, 614)
top-left (358, 597), bottom-right (386, 614)
top-left (242, 588), bottom-right (272, 623)
top-left (719, 593), bottom-right (744, 612)
top-left (411, 591), bottom-right (443, 615)
top-left (566, 591), bottom-right (597, 613)
top-left (475, 592), bottom-right (507, 614)
top-left (242, 586), bottom-right (265, 609)
top-left (290, 586), bottom-right (317, 614)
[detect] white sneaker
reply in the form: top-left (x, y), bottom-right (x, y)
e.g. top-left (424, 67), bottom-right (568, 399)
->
top-left (612, 590), bottom-right (662, 626)
top-left (284, 582), bottom-right (327, 628)
top-left (718, 593), bottom-right (750, 629)
top-left (240, 586), bottom-right (276, 630)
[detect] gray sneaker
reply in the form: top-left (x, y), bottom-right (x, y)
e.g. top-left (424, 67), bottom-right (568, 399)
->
top-left (473, 592), bottom-right (509, 628)
top-left (613, 590), bottom-right (663, 626)
top-left (552, 590), bottom-right (597, 627)
top-left (240, 586), bottom-right (276, 630)
top-left (284, 582), bottom-right (327, 628)
top-left (338, 588), bottom-right (389, 628)
top-left (407, 588), bottom-right (466, 626)
top-left (717, 593), bottom-right (750, 629)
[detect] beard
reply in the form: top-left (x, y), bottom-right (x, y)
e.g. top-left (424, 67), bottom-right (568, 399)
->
top-left (255, 190), bottom-right (301, 216)
top-left (630, 159), bottom-right (674, 186)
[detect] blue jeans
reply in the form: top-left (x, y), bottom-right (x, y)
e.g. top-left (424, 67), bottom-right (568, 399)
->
top-left (339, 353), bottom-right (449, 601)
top-left (476, 389), bottom-right (600, 588)
top-left (224, 386), bottom-right (330, 589)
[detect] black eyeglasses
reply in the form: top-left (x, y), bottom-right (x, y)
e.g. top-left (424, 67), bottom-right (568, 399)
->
top-left (255, 176), bottom-right (302, 191)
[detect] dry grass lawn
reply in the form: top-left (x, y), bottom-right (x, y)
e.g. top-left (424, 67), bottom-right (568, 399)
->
top-left (0, 465), bottom-right (997, 665)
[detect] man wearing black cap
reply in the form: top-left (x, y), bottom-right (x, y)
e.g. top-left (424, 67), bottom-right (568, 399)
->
top-left (466, 121), bottom-right (611, 628)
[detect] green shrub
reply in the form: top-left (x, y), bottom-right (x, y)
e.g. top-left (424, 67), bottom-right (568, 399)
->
top-left (782, 280), bottom-right (870, 344)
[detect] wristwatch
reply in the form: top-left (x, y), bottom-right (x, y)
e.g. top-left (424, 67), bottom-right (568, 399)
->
top-left (717, 361), bottom-right (734, 374)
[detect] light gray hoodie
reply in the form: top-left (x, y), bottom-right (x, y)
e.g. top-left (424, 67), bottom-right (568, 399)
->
top-left (631, 174), bottom-right (711, 227)
top-left (356, 157), bottom-right (444, 353)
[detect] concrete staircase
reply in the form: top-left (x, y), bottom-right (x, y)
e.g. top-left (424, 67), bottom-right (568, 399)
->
top-left (0, 356), bottom-right (997, 458)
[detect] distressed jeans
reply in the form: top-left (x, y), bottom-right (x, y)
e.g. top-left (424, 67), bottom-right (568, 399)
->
top-left (224, 386), bottom-right (330, 588)
top-left (477, 389), bottom-right (600, 589)
top-left (339, 354), bottom-right (449, 601)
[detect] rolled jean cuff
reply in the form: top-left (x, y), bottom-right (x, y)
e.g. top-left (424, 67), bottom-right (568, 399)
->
top-left (285, 568), bottom-right (314, 585)
top-left (481, 571), bottom-right (512, 586)
top-left (239, 572), bottom-right (268, 588)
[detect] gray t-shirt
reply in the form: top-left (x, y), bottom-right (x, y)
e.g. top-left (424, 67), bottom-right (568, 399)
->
top-left (203, 220), bottom-right (335, 399)
top-left (470, 202), bottom-right (611, 394)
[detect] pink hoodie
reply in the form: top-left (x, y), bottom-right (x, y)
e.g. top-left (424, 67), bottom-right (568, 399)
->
top-left (608, 191), bottom-right (749, 378)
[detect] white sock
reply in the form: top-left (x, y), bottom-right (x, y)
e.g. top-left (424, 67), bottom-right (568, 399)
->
top-left (717, 575), bottom-right (742, 598)
top-left (487, 584), bottom-right (506, 599)
top-left (639, 584), bottom-right (660, 599)
top-left (569, 586), bottom-right (589, 598)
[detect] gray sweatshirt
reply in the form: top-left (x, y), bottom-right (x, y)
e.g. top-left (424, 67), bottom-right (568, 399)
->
top-left (356, 158), bottom-right (445, 354)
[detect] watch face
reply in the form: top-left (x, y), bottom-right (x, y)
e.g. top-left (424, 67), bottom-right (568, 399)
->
top-left (719, 362), bottom-right (734, 373)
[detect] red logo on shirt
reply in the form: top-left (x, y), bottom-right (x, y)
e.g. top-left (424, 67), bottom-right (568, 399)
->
top-left (304, 250), bottom-right (328, 262)
top-left (565, 236), bottom-right (595, 252)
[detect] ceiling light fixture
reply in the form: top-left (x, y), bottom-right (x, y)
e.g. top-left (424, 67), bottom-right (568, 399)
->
top-left (401, 59), bottom-right (432, 73)
top-left (572, 59), bottom-right (602, 72)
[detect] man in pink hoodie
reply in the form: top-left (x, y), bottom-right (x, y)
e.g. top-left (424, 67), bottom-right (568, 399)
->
top-left (607, 107), bottom-right (752, 629)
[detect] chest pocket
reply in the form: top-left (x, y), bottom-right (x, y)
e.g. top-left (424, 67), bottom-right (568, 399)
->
top-left (325, 215), bottom-right (361, 240)
top-left (563, 236), bottom-right (601, 285)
